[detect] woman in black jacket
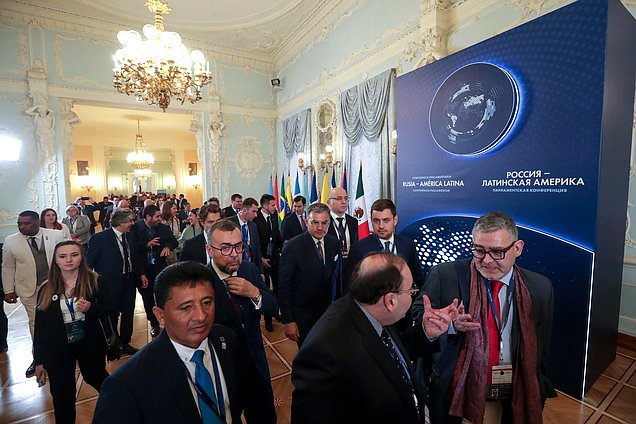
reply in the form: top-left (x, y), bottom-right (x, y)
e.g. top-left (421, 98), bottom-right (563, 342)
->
top-left (34, 240), bottom-right (112, 423)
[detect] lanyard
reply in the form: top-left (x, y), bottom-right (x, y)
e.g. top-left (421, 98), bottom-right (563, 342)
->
top-left (483, 275), bottom-right (515, 341)
top-left (186, 347), bottom-right (227, 423)
top-left (64, 295), bottom-right (76, 321)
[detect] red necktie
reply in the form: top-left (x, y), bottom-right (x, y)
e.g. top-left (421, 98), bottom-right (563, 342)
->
top-left (488, 280), bottom-right (504, 384)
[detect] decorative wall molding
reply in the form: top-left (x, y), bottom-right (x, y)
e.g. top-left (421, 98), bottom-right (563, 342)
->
top-left (0, 21), bottom-right (28, 77)
top-left (218, 64), bottom-right (274, 108)
top-left (54, 33), bottom-right (115, 89)
top-left (231, 136), bottom-right (266, 184)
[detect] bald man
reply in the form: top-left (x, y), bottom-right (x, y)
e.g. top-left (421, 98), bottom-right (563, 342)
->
top-left (327, 187), bottom-right (358, 261)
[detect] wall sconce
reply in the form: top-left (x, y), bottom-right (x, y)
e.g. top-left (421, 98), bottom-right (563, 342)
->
top-left (81, 184), bottom-right (93, 192)
top-left (110, 186), bottom-right (120, 193)
top-left (192, 183), bottom-right (201, 190)
top-left (298, 152), bottom-right (315, 173)
top-left (320, 145), bottom-right (341, 171)
top-left (391, 130), bottom-right (397, 155)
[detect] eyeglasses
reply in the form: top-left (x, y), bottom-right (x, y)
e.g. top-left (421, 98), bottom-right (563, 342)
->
top-left (329, 196), bottom-right (349, 201)
top-left (471, 241), bottom-right (516, 260)
top-left (390, 288), bottom-right (418, 296)
top-left (208, 242), bottom-right (246, 256)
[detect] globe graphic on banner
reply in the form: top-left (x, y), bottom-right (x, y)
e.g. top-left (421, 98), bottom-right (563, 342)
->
top-left (429, 62), bottom-right (520, 155)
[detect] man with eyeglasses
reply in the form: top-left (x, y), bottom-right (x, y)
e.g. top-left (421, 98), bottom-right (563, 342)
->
top-left (413, 211), bottom-right (556, 424)
top-left (327, 187), bottom-right (358, 260)
top-left (205, 219), bottom-right (278, 423)
top-left (292, 252), bottom-right (456, 423)
top-left (279, 202), bottom-right (343, 347)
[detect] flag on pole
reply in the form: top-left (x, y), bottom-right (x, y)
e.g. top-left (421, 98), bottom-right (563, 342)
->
top-left (320, 170), bottom-right (331, 203)
top-left (279, 174), bottom-right (287, 224)
top-left (294, 172), bottom-right (301, 196)
top-left (285, 172), bottom-right (293, 212)
top-left (310, 171), bottom-right (318, 204)
top-left (273, 174), bottom-right (280, 212)
top-left (268, 174), bottom-right (274, 196)
top-left (354, 164), bottom-right (370, 239)
top-left (301, 170), bottom-right (308, 200)
top-left (341, 165), bottom-right (348, 191)
top-left (331, 169), bottom-right (337, 189)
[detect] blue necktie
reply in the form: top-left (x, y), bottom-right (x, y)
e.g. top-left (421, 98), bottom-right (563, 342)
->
top-left (191, 350), bottom-right (223, 424)
top-left (241, 224), bottom-right (249, 261)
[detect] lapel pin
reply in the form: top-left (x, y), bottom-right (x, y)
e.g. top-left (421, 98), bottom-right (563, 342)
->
top-left (220, 336), bottom-right (227, 350)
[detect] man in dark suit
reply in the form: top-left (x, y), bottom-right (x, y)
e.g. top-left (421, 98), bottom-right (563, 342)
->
top-left (222, 193), bottom-right (243, 217)
top-left (292, 252), bottom-right (455, 423)
top-left (227, 197), bottom-right (264, 276)
top-left (327, 187), bottom-right (358, 260)
top-left (345, 199), bottom-right (423, 290)
top-left (86, 208), bottom-right (139, 355)
top-left (180, 204), bottom-right (222, 265)
top-left (96, 196), bottom-right (111, 229)
top-left (128, 205), bottom-right (178, 337)
top-left (75, 196), bottom-right (98, 235)
top-left (93, 262), bottom-right (241, 424)
top-left (413, 211), bottom-right (556, 424)
top-left (177, 193), bottom-right (188, 209)
top-left (253, 194), bottom-right (283, 332)
top-left (206, 219), bottom-right (278, 423)
top-left (278, 202), bottom-right (342, 347)
top-left (281, 195), bottom-right (306, 243)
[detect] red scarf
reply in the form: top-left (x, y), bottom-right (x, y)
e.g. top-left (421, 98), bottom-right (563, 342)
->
top-left (447, 262), bottom-right (543, 423)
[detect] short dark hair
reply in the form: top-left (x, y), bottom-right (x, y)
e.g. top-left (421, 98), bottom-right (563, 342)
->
top-left (242, 197), bottom-right (258, 209)
top-left (199, 204), bottom-right (221, 221)
top-left (154, 261), bottom-right (214, 309)
top-left (260, 194), bottom-right (275, 206)
top-left (231, 193), bottom-right (242, 201)
top-left (110, 208), bottom-right (136, 227)
top-left (207, 197), bottom-right (220, 204)
top-left (206, 219), bottom-right (240, 243)
top-left (349, 252), bottom-right (405, 304)
top-left (293, 195), bottom-right (306, 205)
top-left (143, 204), bottom-right (160, 219)
top-left (371, 199), bottom-right (396, 217)
top-left (19, 210), bottom-right (39, 220)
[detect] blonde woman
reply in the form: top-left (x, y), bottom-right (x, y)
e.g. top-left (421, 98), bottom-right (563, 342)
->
top-left (34, 240), bottom-right (112, 423)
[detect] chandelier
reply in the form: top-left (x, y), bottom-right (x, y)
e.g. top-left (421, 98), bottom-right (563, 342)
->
top-left (113, 0), bottom-right (213, 112)
top-left (127, 120), bottom-right (155, 170)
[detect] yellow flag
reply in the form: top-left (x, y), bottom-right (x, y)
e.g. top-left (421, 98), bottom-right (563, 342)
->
top-left (320, 169), bottom-right (331, 204)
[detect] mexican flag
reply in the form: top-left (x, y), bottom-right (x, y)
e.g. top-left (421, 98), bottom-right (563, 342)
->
top-left (354, 164), bottom-right (370, 239)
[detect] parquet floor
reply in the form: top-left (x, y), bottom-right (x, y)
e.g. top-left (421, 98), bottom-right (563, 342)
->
top-left (1, 295), bottom-right (635, 423)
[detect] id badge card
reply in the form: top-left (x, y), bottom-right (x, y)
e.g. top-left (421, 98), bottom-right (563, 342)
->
top-left (65, 320), bottom-right (85, 343)
top-left (488, 364), bottom-right (513, 399)
top-left (266, 241), bottom-right (273, 256)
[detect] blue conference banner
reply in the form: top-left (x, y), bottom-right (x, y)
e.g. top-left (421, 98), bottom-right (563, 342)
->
top-left (396, 0), bottom-right (635, 397)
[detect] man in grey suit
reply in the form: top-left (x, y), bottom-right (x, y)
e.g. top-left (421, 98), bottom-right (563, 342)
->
top-left (413, 211), bottom-right (556, 424)
top-left (2, 210), bottom-right (65, 377)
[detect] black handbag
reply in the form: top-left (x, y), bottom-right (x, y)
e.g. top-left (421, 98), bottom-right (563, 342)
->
top-left (98, 317), bottom-right (123, 362)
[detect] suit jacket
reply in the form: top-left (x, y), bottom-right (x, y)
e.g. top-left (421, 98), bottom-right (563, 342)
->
top-left (179, 233), bottom-right (208, 265)
top-left (127, 220), bottom-right (178, 277)
top-left (253, 210), bottom-right (282, 264)
top-left (209, 261), bottom-right (277, 380)
top-left (280, 213), bottom-right (305, 243)
top-left (86, 228), bottom-right (134, 289)
top-left (222, 206), bottom-right (238, 217)
top-left (413, 258), bottom-right (556, 424)
top-left (93, 325), bottom-right (241, 424)
top-left (327, 212), bottom-right (359, 249)
top-left (2, 229), bottom-right (65, 297)
top-left (33, 275), bottom-right (112, 368)
top-left (227, 216), bottom-right (263, 275)
top-left (62, 215), bottom-right (91, 244)
top-left (292, 294), bottom-right (433, 423)
top-left (345, 234), bottom-right (424, 290)
top-left (278, 232), bottom-right (342, 339)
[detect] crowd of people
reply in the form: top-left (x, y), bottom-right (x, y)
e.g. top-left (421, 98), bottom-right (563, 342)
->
top-left (0, 189), bottom-right (556, 423)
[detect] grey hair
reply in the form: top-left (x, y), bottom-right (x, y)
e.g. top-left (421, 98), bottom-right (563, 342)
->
top-left (472, 211), bottom-right (518, 240)
top-left (110, 208), bottom-right (136, 228)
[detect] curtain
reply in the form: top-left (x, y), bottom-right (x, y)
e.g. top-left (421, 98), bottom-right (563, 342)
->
top-left (282, 109), bottom-right (311, 158)
top-left (341, 68), bottom-right (394, 144)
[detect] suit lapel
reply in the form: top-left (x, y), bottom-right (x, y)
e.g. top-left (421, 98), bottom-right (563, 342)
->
top-left (301, 233), bottom-right (325, 272)
top-left (147, 333), bottom-right (201, 422)
top-left (210, 270), bottom-right (244, 329)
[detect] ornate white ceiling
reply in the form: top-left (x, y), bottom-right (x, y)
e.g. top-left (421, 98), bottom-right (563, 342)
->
top-left (8, 0), bottom-right (340, 64)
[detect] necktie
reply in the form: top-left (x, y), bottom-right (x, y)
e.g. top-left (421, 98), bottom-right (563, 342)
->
top-left (299, 215), bottom-right (306, 231)
top-left (384, 241), bottom-right (391, 252)
top-left (488, 280), bottom-right (504, 383)
top-left (121, 234), bottom-right (131, 273)
top-left (381, 327), bottom-right (418, 413)
top-left (29, 236), bottom-right (38, 250)
top-left (316, 240), bottom-right (324, 264)
top-left (190, 350), bottom-right (223, 424)
top-left (336, 217), bottom-right (347, 250)
top-left (223, 279), bottom-right (243, 321)
top-left (241, 224), bottom-right (249, 261)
